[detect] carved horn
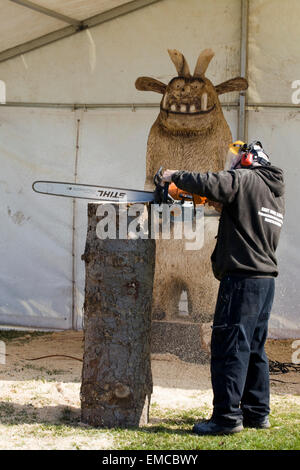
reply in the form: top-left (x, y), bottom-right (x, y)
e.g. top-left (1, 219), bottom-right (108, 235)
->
top-left (193, 48), bottom-right (215, 78)
top-left (168, 49), bottom-right (191, 77)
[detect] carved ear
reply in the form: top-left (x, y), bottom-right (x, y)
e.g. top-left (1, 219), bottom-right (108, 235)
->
top-left (135, 76), bottom-right (167, 94)
top-left (215, 77), bottom-right (248, 95)
top-left (168, 49), bottom-right (191, 77)
top-left (193, 49), bottom-right (214, 77)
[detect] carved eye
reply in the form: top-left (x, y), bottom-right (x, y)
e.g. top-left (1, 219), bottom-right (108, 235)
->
top-left (171, 79), bottom-right (185, 90)
top-left (192, 81), bottom-right (201, 89)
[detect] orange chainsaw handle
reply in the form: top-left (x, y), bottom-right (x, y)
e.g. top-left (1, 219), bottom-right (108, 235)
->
top-left (168, 182), bottom-right (207, 205)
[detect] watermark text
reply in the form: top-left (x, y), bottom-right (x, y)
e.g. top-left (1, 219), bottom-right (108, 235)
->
top-left (95, 202), bottom-right (206, 251)
top-left (0, 340), bottom-right (6, 365)
top-left (291, 339), bottom-right (300, 364)
top-left (291, 80), bottom-right (300, 104)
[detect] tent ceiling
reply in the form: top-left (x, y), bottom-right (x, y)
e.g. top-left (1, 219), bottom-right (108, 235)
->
top-left (14, 0), bottom-right (131, 21)
top-left (0, 0), bottom-right (161, 61)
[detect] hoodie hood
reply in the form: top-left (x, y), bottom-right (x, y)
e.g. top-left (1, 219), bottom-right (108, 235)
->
top-left (253, 165), bottom-right (285, 197)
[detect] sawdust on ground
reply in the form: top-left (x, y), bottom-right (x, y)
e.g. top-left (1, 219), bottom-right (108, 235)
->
top-left (0, 331), bottom-right (299, 449)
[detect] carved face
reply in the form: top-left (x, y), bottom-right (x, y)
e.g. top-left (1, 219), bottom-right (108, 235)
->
top-left (135, 48), bottom-right (248, 134)
top-left (162, 77), bottom-right (213, 114)
top-left (160, 76), bottom-right (219, 133)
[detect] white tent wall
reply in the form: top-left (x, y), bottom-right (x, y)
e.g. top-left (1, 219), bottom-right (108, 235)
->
top-left (0, 107), bottom-right (76, 329)
top-left (247, 0), bottom-right (300, 338)
top-left (247, 109), bottom-right (300, 338)
top-left (0, 0), bottom-right (298, 337)
top-left (248, 0), bottom-right (300, 105)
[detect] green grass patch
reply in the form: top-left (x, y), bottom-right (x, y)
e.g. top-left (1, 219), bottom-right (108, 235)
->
top-left (109, 405), bottom-right (300, 450)
top-left (0, 330), bottom-right (52, 343)
top-left (0, 395), bottom-right (298, 449)
top-left (23, 364), bottom-right (65, 377)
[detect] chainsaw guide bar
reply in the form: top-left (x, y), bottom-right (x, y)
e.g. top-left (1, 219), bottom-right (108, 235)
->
top-left (32, 181), bottom-right (155, 204)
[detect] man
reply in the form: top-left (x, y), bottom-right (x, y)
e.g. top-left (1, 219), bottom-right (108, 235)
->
top-left (161, 141), bottom-right (285, 435)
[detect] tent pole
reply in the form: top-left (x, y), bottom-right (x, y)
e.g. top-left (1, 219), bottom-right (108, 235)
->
top-left (1, 101), bottom-right (299, 110)
top-left (238, 0), bottom-right (249, 142)
top-left (9, 0), bottom-right (81, 26)
top-left (71, 116), bottom-right (81, 330)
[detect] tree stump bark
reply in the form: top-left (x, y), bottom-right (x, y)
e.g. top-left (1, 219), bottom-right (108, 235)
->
top-left (80, 203), bottom-right (155, 427)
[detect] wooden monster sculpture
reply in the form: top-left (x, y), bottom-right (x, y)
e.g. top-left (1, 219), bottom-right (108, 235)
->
top-left (135, 49), bottom-right (248, 324)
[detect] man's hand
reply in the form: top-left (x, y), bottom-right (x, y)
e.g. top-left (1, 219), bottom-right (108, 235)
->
top-left (161, 169), bottom-right (178, 183)
top-left (207, 200), bottom-right (223, 213)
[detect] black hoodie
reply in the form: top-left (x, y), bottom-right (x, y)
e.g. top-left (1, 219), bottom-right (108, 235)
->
top-left (171, 165), bottom-right (285, 280)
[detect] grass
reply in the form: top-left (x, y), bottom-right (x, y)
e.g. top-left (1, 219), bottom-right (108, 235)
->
top-left (23, 363), bottom-right (65, 376)
top-left (0, 330), bottom-right (52, 343)
top-left (0, 400), bottom-right (298, 450)
top-left (109, 405), bottom-right (300, 450)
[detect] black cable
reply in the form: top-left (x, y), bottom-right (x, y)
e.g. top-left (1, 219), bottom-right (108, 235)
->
top-left (269, 360), bottom-right (300, 375)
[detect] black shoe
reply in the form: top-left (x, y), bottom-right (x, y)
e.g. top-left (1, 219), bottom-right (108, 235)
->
top-left (192, 420), bottom-right (243, 436)
top-left (243, 416), bottom-right (270, 429)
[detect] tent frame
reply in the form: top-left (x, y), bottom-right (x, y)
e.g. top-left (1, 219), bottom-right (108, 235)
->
top-left (0, 0), bottom-right (162, 63)
top-left (10, 0), bottom-right (81, 26)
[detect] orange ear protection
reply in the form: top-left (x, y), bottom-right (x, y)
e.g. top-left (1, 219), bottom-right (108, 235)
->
top-left (240, 151), bottom-right (254, 167)
top-left (239, 141), bottom-right (270, 168)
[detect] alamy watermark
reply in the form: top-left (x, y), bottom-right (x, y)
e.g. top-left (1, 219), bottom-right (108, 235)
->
top-left (291, 80), bottom-right (300, 104)
top-left (291, 339), bottom-right (300, 364)
top-left (95, 201), bottom-right (205, 251)
top-left (0, 80), bottom-right (6, 104)
top-left (0, 340), bottom-right (6, 365)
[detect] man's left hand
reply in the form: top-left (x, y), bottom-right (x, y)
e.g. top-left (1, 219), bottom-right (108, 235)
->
top-left (162, 169), bottom-right (177, 183)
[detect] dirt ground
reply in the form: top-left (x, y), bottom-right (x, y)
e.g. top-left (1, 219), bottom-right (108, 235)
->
top-left (0, 331), bottom-right (299, 449)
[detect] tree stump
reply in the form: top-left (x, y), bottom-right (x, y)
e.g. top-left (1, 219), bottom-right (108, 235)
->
top-left (80, 203), bottom-right (155, 427)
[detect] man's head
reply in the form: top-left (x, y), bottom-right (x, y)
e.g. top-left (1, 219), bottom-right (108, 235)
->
top-left (227, 141), bottom-right (271, 170)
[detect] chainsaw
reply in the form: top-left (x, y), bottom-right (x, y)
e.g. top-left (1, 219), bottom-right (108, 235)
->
top-left (32, 167), bottom-right (208, 208)
top-left (153, 167), bottom-right (207, 206)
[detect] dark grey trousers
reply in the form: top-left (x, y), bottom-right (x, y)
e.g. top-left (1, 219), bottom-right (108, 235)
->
top-left (210, 276), bottom-right (275, 426)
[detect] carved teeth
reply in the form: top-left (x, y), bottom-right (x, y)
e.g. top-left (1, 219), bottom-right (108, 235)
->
top-left (167, 101), bottom-right (211, 113)
top-left (162, 94), bottom-right (168, 109)
top-left (201, 93), bottom-right (208, 111)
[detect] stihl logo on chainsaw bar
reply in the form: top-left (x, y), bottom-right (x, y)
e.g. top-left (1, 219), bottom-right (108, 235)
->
top-left (97, 190), bottom-right (126, 199)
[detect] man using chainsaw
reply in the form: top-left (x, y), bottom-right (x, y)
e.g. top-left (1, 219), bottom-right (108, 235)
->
top-left (161, 141), bottom-right (285, 436)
